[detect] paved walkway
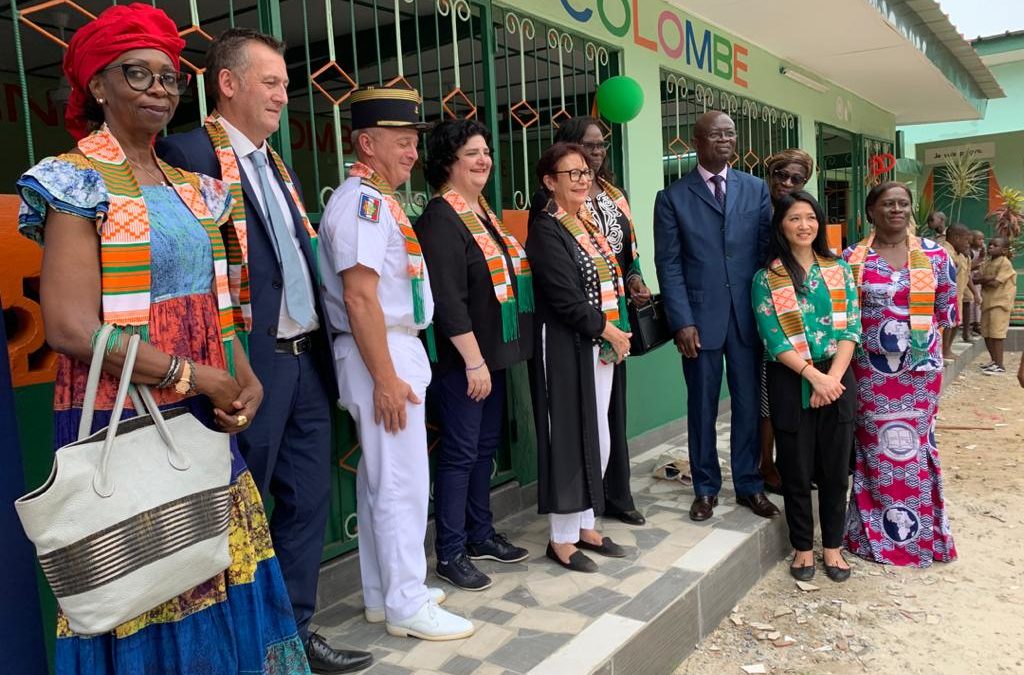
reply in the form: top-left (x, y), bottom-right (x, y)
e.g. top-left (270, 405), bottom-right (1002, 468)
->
top-left (311, 418), bottom-right (789, 675)
top-left (310, 337), bottom-right (986, 674)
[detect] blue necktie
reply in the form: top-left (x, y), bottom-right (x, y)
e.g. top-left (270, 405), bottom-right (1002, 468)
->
top-left (710, 174), bottom-right (726, 208)
top-left (250, 150), bottom-right (316, 328)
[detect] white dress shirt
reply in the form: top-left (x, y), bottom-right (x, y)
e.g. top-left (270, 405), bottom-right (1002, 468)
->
top-left (218, 116), bottom-right (318, 339)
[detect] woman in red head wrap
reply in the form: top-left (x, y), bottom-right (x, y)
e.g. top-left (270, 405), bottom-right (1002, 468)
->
top-left (15, 4), bottom-right (311, 672)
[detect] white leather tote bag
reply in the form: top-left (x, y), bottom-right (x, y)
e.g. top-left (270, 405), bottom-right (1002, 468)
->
top-left (15, 326), bottom-right (232, 635)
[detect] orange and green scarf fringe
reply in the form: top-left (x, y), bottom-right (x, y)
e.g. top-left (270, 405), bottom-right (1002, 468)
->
top-left (79, 125), bottom-right (237, 374)
top-left (349, 162), bottom-right (427, 325)
top-left (439, 185), bottom-right (533, 346)
top-left (847, 233), bottom-right (935, 365)
top-left (766, 255), bottom-right (848, 407)
top-left (554, 203), bottom-right (630, 346)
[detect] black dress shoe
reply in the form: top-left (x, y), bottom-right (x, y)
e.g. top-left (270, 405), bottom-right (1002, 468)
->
top-left (546, 542), bottom-right (598, 573)
top-left (304, 633), bottom-right (373, 674)
top-left (689, 495), bottom-right (718, 522)
top-left (575, 536), bottom-right (627, 558)
top-left (736, 492), bottom-right (780, 518)
top-left (611, 509), bottom-right (646, 526)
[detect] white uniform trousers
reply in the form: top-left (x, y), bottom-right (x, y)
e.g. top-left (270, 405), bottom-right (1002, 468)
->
top-left (549, 344), bottom-right (616, 544)
top-left (334, 331), bottom-right (431, 622)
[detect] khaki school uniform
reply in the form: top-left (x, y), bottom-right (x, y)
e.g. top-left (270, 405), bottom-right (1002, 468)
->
top-left (980, 256), bottom-right (1017, 339)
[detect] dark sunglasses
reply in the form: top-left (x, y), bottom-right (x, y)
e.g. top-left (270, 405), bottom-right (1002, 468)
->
top-left (102, 63), bottom-right (191, 96)
top-left (772, 168), bottom-right (807, 186)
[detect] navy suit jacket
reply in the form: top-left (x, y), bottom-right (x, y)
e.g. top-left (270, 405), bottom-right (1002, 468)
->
top-left (156, 128), bottom-right (337, 399)
top-left (653, 167), bottom-right (771, 351)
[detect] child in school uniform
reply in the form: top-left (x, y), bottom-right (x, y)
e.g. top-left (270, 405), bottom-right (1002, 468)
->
top-left (966, 230), bottom-right (986, 338)
top-left (977, 236), bottom-right (1017, 375)
top-left (942, 224), bottom-right (973, 362)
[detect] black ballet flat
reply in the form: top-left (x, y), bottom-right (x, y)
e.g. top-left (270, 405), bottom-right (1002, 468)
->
top-left (824, 564), bottom-right (851, 583)
top-left (575, 536), bottom-right (627, 558)
top-left (546, 542), bottom-right (598, 573)
top-left (789, 564), bottom-right (815, 581)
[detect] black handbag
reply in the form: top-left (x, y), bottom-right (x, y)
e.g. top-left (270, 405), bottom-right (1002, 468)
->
top-left (627, 294), bottom-right (672, 355)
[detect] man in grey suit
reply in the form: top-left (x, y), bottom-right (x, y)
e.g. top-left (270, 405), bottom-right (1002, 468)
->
top-left (653, 111), bottom-right (780, 522)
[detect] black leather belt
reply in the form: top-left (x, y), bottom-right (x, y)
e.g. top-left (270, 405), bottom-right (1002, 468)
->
top-left (276, 334), bottom-right (312, 356)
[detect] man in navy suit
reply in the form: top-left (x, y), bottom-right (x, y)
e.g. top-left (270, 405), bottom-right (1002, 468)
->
top-left (653, 111), bottom-right (780, 523)
top-left (157, 28), bottom-right (372, 674)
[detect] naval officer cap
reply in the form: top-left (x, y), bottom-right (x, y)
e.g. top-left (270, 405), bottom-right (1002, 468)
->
top-left (350, 86), bottom-right (432, 131)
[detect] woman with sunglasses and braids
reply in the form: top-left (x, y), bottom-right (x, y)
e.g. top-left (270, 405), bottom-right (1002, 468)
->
top-left (15, 5), bottom-right (308, 672)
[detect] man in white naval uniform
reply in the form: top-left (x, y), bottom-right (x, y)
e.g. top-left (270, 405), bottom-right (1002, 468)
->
top-left (318, 86), bottom-right (475, 641)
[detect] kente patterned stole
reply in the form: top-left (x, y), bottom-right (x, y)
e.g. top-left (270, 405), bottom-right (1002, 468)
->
top-left (552, 203), bottom-right (630, 332)
top-left (847, 232), bottom-right (935, 364)
top-left (79, 125), bottom-right (237, 371)
top-left (597, 177), bottom-right (641, 277)
top-left (348, 162), bottom-right (426, 324)
top-left (439, 185), bottom-right (533, 342)
top-left (204, 112), bottom-right (318, 334)
top-left (766, 254), bottom-right (848, 407)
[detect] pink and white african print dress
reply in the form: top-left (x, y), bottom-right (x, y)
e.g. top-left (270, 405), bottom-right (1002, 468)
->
top-left (843, 238), bottom-right (958, 567)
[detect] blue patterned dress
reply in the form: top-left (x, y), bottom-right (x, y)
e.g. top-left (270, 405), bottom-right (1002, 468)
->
top-left (18, 154), bottom-right (311, 674)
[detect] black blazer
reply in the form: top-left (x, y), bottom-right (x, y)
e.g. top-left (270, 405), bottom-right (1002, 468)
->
top-left (415, 196), bottom-right (533, 375)
top-left (156, 128), bottom-right (337, 399)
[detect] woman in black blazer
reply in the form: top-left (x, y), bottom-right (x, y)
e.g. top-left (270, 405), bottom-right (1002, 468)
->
top-left (415, 120), bottom-right (533, 592)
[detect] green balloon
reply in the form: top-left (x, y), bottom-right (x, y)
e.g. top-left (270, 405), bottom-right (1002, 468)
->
top-left (596, 76), bottom-right (644, 123)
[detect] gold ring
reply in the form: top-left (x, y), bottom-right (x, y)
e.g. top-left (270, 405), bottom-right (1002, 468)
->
top-left (236, 414), bottom-right (248, 427)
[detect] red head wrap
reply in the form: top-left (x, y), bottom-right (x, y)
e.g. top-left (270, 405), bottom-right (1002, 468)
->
top-left (63, 3), bottom-right (185, 140)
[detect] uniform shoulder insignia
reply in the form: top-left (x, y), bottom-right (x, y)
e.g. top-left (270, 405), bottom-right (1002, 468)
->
top-left (358, 192), bottom-right (382, 223)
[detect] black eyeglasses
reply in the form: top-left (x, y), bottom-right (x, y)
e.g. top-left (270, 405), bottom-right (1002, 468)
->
top-left (772, 168), bottom-right (808, 186)
top-left (582, 141), bottom-right (610, 152)
top-left (552, 168), bottom-right (593, 182)
top-left (102, 63), bottom-right (191, 96)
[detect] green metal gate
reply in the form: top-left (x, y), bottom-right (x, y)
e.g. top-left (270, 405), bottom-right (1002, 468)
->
top-left (3, 0), bottom-right (625, 564)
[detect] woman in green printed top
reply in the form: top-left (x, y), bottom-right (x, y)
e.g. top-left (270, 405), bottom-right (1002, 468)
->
top-left (751, 191), bottom-right (861, 584)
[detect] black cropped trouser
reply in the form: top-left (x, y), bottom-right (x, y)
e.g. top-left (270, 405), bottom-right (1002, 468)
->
top-left (766, 360), bottom-right (855, 551)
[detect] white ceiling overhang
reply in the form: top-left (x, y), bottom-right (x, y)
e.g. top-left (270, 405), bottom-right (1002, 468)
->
top-left (668, 0), bottom-right (1005, 125)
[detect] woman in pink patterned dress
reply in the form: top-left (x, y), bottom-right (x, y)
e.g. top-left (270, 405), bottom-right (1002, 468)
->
top-left (843, 182), bottom-right (958, 567)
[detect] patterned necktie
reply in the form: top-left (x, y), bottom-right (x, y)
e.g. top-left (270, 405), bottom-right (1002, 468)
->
top-left (250, 150), bottom-right (316, 328)
top-left (710, 174), bottom-right (726, 208)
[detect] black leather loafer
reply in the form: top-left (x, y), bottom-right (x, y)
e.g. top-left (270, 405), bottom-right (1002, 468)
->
top-left (305, 632), bottom-right (373, 674)
top-left (546, 542), bottom-right (598, 573)
top-left (575, 536), bottom-right (627, 558)
top-left (689, 495), bottom-right (718, 521)
top-left (612, 509), bottom-right (647, 526)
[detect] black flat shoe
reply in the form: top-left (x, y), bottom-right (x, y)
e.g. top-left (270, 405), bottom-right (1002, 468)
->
top-left (546, 542), bottom-right (598, 573)
top-left (789, 564), bottom-right (815, 581)
top-left (824, 564), bottom-right (851, 583)
top-left (575, 536), bottom-right (627, 558)
top-left (612, 509), bottom-right (646, 526)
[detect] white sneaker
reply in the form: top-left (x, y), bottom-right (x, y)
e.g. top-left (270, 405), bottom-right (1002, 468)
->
top-left (385, 600), bottom-right (475, 641)
top-left (364, 587), bottom-right (447, 624)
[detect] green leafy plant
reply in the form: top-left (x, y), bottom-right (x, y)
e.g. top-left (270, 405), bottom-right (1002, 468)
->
top-left (988, 186), bottom-right (1024, 245)
top-left (913, 190), bottom-right (934, 236)
top-left (936, 151), bottom-right (987, 224)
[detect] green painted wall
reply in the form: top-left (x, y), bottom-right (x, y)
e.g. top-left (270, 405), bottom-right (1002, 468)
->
top-left (506, 0), bottom-right (896, 436)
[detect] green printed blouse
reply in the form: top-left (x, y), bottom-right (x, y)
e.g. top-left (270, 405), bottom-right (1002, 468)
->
top-left (752, 259), bottom-right (862, 362)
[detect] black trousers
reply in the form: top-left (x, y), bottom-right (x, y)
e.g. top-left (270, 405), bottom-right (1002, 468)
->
top-left (766, 360), bottom-right (855, 551)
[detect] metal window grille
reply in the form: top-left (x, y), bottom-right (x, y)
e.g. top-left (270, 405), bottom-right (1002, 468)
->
top-left (659, 68), bottom-right (799, 188)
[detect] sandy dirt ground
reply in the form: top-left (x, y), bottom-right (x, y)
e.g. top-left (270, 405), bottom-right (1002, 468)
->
top-left (674, 350), bottom-right (1024, 675)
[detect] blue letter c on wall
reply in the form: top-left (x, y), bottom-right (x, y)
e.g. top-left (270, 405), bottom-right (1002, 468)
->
top-left (561, 0), bottom-right (593, 22)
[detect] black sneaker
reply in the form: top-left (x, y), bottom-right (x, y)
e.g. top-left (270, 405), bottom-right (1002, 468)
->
top-left (466, 533), bottom-right (529, 563)
top-left (436, 553), bottom-right (492, 591)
